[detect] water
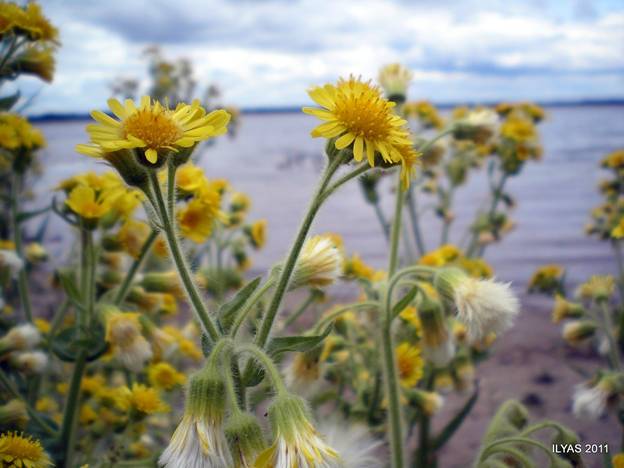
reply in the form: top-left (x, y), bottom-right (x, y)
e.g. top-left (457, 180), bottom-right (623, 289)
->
top-left (36, 106), bottom-right (624, 288)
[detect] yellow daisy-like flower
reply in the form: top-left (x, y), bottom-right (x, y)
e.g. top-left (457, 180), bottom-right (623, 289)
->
top-left (247, 219), bottom-right (267, 249)
top-left (611, 218), bottom-right (624, 239)
top-left (177, 198), bottom-right (217, 243)
top-left (147, 362), bottom-right (186, 390)
top-left (396, 342), bottom-right (424, 388)
top-left (501, 115), bottom-right (537, 142)
top-left (303, 76), bottom-right (417, 184)
top-left (602, 149), bottom-right (624, 170)
top-left (117, 383), bottom-right (169, 415)
top-left (175, 162), bottom-right (206, 193)
top-left (117, 219), bottom-right (151, 258)
top-left (343, 253), bottom-right (375, 281)
top-left (0, 432), bottom-right (53, 468)
top-left (65, 185), bottom-right (113, 221)
top-left (0, 113), bottom-right (45, 151)
top-left (76, 96), bottom-right (230, 165)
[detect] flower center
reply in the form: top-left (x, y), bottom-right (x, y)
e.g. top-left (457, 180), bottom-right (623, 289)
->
top-left (0, 435), bottom-right (44, 461)
top-left (333, 84), bottom-right (393, 141)
top-left (122, 109), bottom-right (183, 149)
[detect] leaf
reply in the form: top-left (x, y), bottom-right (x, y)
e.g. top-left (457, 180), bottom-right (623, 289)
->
top-left (16, 205), bottom-right (51, 223)
top-left (51, 324), bottom-right (107, 363)
top-left (0, 92), bottom-right (20, 111)
top-left (217, 277), bottom-right (261, 333)
top-left (266, 324), bottom-right (333, 359)
top-left (391, 286), bottom-right (418, 319)
top-left (431, 384), bottom-right (479, 451)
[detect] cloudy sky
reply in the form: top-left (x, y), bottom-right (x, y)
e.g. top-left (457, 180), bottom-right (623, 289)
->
top-left (17, 0), bottom-right (624, 114)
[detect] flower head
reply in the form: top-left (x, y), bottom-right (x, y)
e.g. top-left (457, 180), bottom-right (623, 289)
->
top-left (435, 268), bottom-right (519, 341)
top-left (395, 342), bottom-right (424, 388)
top-left (117, 383), bottom-right (170, 416)
top-left (65, 184), bottom-right (114, 224)
top-left (303, 76), bottom-right (418, 186)
top-left (255, 393), bottom-right (342, 468)
top-left (572, 374), bottom-right (623, 420)
top-left (288, 234), bottom-right (343, 290)
top-left (9, 351), bottom-right (47, 375)
top-left (76, 96), bottom-right (230, 167)
top-left (104, 308), bottom-right (153, 372)
top-left (245, 219), bottom-right (267, 249)
top-left (378, 63), bottom-right (413, 102)
top-left (0, 324), bottom-right (40, 353)
top-left (318, 417), bottom-right (384, 468)
top-left (159, 369), bottom-right (232, 468)
top-left (147, 362), bottom-right (186, 390)
top-left (0, 432), bottom-right (52, 468)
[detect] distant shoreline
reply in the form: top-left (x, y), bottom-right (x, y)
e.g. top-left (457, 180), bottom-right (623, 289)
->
top-left (28, 99), bottom-right (624, 122)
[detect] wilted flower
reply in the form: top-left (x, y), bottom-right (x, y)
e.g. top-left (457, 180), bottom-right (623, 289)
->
top-left (0, 324), bottom-right (40, 353)
top-left (288, 234), bottom-right (343, 290)
top-left (572, 374), bottom-right (623, 420)
top-left (255, 393), bottom-right (342, 468)
top-left (318, 417), bottom-right (384, 468)
top-left (562, 320), bottom-right (597, 345)
top-left (9, 351), bottom-right (48, 375)
top-left (104, 308), bottom-right (153, 372)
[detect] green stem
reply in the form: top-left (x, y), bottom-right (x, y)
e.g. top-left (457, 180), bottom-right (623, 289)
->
top-left (613, 240), bottom-right (624, 303)
top-left (230, 277), bottom-right (276, 338)
top-left (314, 301), bottom-right (379, 333)
top-left (406, 185), bottom-right (426, 256)
top-left (85, 230), bottom-right (96, 328)
top-left (318, 162), bottom-right (369, 204)
top-left (417, 127), bottom-right (455, 154)
top-left (0, 369), bottom-right (56, 435)
top-left (483, 447), bottom-right (533, 468)
top-left (479, 436), bottom-right (561, 465)
top-left (467, 172), bottom-right (508, 257)
top-left (373, 199), bottom-right (391, 240)
top-left (10, 174), bottom-right (32, 322)
top-left (415, 371), bottom-right (435, 467)
top-left (113, 229), bottom-right (158, 305)
top-left (440, 186), bottom-right (455, 246)
top-left (388, 173), bottom-right (405, 276)
top-left (598, 300), bottom-right (622, 370)
top-left (59, 350), bottom-right (87, 466)
top-left (237, 343), bottom-right (287, 395)
top-left (283, 291), bottom-right (318, 328)
top-left (167, 160), bottom-right (177, 219)
top-left (254, 155), bottom-right (343, 349)
top-left (147, 170), bottom-right (219, 342)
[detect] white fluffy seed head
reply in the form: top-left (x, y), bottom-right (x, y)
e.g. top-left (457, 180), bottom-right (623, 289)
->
top-left (11, 351), bottom-right (48, 374)
top-left (453, 277), bottom-right (520, 341)
top-left (2, 324), bottom-right (41, 351)
top-left (317, 417), bottom-right (384, 468)
top-left (572, 383), bottom-right (607, 421)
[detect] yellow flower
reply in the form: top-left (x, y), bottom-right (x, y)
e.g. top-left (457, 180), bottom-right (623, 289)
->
top-left (576, 275), bottom-right (615, 302)
top-left (343, 253), bottom-right (375, 281)
top-left (552, 294), bottom-right (584, 323)
top-left (11, 44), bottom-right (55, 82)
top-left (81, 374), bottom-right (106, 397)
top-left (147, 362), bottom-right (186, 390)
top-left (175, 162), bottom-right (205, 192)
top-left (117, 219), bottom-right (150, 258)
top-left (399, 306), bottom-right (422, 334)
top-left (177, 198), bottom-right (217, 243)
top-left (65, 185), bottom-right (113, 221)
top-left (501, 115), bottom-right (537, 142)
top-left (33, 318), bottom-right (50, 334)
top-left (419, 244), bottom-right (462, 267)
top-left (303, 76), bottom-right (417, 185)
top-left (35, 397), bottom-right (58, 413)
top-left (602, 150), bottom-right (624, 170)
top-left (117, 383), bottom-right (169, 415)
top-left (403, 100), bottom-right (444, 129)
top-left (613, 453), bottom-right (624, 468)
top-left (0, 431), bottom-right (53, 468)
top-left (0, 113), bottom-right (45, 151)
top-left (79, 404), bottom-right (97, 425)
top-left (76, 96), bottom-right (230, 165)
top-left (246, 219), bottom-right (267, 249)
top-left (612, 218), bottom-right (624, 239)
top-left (528, 264), bottom-right (565, 295)
top-left (230, 191), bottom-right (251, 212)
top-left (396, 342), bottom-right (424, 388)
top-left (13, 2), bottom-right (58, 42)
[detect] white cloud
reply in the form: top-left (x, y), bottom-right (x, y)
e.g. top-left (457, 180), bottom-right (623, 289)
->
top-left (22, 0), bottom-right (624, 114)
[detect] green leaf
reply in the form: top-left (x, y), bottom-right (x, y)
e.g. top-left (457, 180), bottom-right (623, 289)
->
top-left (431, 384), bottom-right (479, 450)
top-left (267, 324), bottom-right (333, 359)
top-left (0, 92), bottom-right (20, 111)
top-left (51, 324), bottom-right (107, 363)
top-left (391, 286), bottom-right (418, 319)
top-left (217, 277), bottom-right (261, 333)
top-left (16, 204), bottom-right (51, 223)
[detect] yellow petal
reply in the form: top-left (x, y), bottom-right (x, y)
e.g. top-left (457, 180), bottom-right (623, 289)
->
top-left (335, 132), bottom-right (355, 150)
top-left (353, 136), bottom-right (364, 162)
top-left (107, 98), bottom-right (127, 119)
top-left (145, 149), bottom-right (158, 163)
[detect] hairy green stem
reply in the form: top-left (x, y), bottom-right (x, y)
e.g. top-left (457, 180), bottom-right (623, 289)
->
top-left (148, 170), bottom-right (219, 342)
top-left (283, 291), bottom-right (318, 328)
top-left (388, 174), bottom-right (405, 276)
top-left (254, 154), bottom-right (343, 349)
top-left (237, 343), bottom-right (287, 395)
top-left (373, 199), bottom-right (391, 240)
top-left (113, 229), bottom-right (158, 305)
top-left (10, 174), bottom-right (32, 322)
top-left (230, 277), bottom-right (276, 338)
top-left (406, 185), bottom-right (426, 256)
top-left (599, 300), bottom-right (622, 370)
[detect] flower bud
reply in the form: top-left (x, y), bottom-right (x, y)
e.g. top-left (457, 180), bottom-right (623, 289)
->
top-left (140, 271), bottom-right (183, 297)
top-left (407, 390), bottom-right (444, 416)
top-left (562, 320), bottom-right (597, 345)
top-left (103, 149), bottom-right (149, 189)
top-left (0, 400), bottom-right (28, 428)
top-left (224, 412), bottom-right (266, 468)
top-left (552, 294), bottom-right (585, 323)
top-left (10, 351), bottom-right (48, 375)
top-left (378, 63), bottom-right (412, 103)
top-left (0, 324), bottom-right (41, 354)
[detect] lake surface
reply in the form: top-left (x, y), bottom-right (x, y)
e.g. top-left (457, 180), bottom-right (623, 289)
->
top-left (36, 106), bottom-right (624, 289)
